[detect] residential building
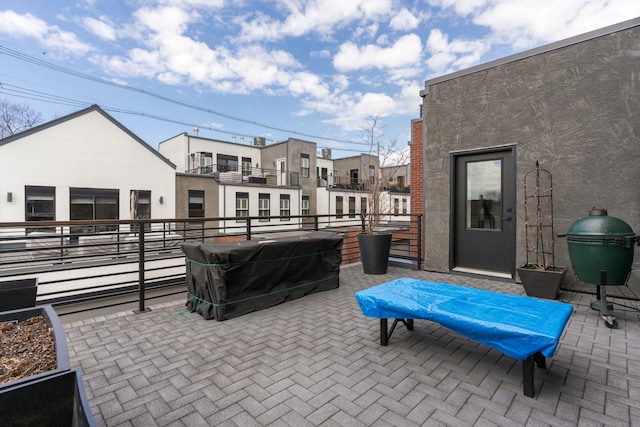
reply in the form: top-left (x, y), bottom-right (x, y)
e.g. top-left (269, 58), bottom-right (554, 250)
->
top-left (414, 18), bottom-right (640, 294)
top-left (159, 133), bottom-right (411, 231)
top-left (0, 105), bottom-right (176, 232)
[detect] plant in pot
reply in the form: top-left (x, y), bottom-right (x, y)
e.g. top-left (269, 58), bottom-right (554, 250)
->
top-left (356, 116), bottom-right (409, 275)
top-left (516, 161), bottom-right (567, 299)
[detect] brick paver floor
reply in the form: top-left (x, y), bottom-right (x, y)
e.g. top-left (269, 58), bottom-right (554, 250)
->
top-left (64, 264), bottom-right (640, 426)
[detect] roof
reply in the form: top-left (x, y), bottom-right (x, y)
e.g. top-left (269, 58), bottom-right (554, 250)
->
top-left (422, 17), bottom-right (640, 93)
top-left (0, 104), bottom-right (176, 169)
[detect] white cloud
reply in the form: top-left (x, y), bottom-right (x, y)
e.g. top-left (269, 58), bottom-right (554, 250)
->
top-left (0, 10), bottom-right (92, 55)
top-left (235, 0), bottom-right (394, 42)
top-left (432, 0), bottom-right (640, 50)
top-left (425, 29), bottom-right (489, 74)
top-left (389, 8), bottom-right (420, 31)
top-left (333, 34), bottom-right (423, 72)
top-left (82, 16), bottom-right (117, 41)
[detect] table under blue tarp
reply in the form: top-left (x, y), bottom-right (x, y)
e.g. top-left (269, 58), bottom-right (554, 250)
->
top-left (355, 278), bottom-right (574, 397)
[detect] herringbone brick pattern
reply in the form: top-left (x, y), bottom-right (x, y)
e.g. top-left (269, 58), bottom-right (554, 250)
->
top-left (64, 265), bottom-right (640, 426)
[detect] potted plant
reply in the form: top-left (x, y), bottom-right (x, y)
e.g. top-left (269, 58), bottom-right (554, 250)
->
top-left (516, 161), bottom-right (567, 299)
top-left (356, 116), bottom-right (409, 274)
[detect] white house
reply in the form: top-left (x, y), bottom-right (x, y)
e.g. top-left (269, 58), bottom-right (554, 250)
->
top-left (0, 105), bottom-right (176, 228)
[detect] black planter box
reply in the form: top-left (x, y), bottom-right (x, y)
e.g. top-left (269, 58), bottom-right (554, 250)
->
top-left (0, 305), bottom-right (70, 391)
top-left (0, 369), bottom-right (96, 427)
top-left (0, 278), bottom-right (38, 311)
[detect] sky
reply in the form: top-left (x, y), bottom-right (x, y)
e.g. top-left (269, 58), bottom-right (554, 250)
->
top-left (0, 1), bottom-right (638, 159)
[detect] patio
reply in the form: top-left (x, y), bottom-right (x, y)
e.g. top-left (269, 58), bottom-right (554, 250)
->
top-left (63, 264), bottom-right (640, 426)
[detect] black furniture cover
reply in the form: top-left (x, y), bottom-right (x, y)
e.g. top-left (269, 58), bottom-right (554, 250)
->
top-left (182, 231), bottom-right (343, 320)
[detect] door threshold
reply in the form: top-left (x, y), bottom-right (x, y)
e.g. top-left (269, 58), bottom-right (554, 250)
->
top-left (452, 267), bottom-right (513, 279)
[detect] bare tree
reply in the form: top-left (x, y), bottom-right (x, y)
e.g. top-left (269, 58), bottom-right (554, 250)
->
top-left (359, 115), bottom-right (409, 234)
top-left (0, 100), bottom-right (43, 139)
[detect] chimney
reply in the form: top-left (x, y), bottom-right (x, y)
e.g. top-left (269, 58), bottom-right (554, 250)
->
top-left (193, 127), bottom-right (199, 136)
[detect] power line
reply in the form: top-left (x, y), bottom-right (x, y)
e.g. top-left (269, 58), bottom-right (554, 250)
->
top-left (0, 45), bottom-right (364, 146)
top-left (0, 82), bottom-right (374, 154)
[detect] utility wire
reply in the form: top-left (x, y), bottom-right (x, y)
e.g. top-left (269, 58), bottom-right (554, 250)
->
top-left (0, 45), bottom-right (364, 146)
top-left (0, 82), bottom-right (371, 153)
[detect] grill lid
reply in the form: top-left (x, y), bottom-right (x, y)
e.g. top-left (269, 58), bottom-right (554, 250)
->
top-left (566, 208), bottom-right (637, 247)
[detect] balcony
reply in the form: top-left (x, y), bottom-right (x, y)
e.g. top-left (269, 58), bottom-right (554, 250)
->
top-left (1, 216), bottom-right (637, 425)
top-left (185, 164), bottom-right (301, 187)
top-left (0, 215), bottom-right (422, 312)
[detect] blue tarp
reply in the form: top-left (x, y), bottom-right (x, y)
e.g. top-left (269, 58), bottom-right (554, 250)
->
top-left (355, 278), bottom-right (573, 360)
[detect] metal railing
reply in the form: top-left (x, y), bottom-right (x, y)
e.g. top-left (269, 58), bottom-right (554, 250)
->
top-left (0, 214), bottom-right (422, 315)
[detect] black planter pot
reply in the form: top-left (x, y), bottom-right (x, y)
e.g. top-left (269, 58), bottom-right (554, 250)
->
top-left (0, 369), bottom-right (96, 427)
top-left (358, 233), bottom-right (392, 275)
top-left (517, 265), bottom-right (567, 300)
top-left (0, 278), bottom-right (38, 311)
top-left (0, 305), bottom-right (70, 391)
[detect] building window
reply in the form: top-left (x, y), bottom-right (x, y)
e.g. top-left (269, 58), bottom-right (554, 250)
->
top-left (130, 190), bottom-right (151, 220)
top-left (394, 198), bottom-right (399, 216)
top-left (217, 154), bottom-right (238, 172)
top-left (200, 152), bottom-right (213, 173)
top-left (188, 190), bottom-right (205, 218)
top-left (25, 186), bottom-right (55, 232)
top-left (348, 197), bottom-right (356, 218)
top-left (360, 197), bottom-right (367, 215)
top-left (301, 195), bottom-right (310, 216)
top-left (402, 198), bottom-right (407, 214)
top-left (301, 154), bottom-right (310, 178)
top-left (336, 196), bottom-right (343, 219)
top-left (369, 165), bottom-right (376, 185)
top-left (236, 192), bottom-right (249, 222)
top-left (130, 190), bottom-right (151, 232)
top-left (242, 157), bottom-right (252, 176)
top-left (259, 193), bottom-right (270, 221)
top-left (70, 188), bottom-right (119, 234)
top-left (280, 194), bottom-right (290, 221)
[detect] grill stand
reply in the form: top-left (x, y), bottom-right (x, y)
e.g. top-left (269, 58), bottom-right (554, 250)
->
top-left (590, 270), bottom-right (618, 329)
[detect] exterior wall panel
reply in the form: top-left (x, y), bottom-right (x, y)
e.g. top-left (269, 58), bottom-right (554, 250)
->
top-left (423, 22), bottom-right (640, 288)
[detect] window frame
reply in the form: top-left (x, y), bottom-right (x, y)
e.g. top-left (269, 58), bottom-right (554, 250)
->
top-left (279, 194), bottom-right (290, 221)
top-left (236, 192), bottom-right (249, 222)
top-left (301, 154), bottom-right (310, 178)
top-left (301, 195), bottom-right (310, 216)
top-left (259, 193), bottom-right (270, 222)
top-left (188, 190), bottom-right (205, 218)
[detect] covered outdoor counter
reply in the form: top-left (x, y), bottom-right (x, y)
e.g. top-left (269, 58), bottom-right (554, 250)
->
top-left (182, 232), bottom-right (342, 320)
top-left (355, 278), bottom-right (574, 397)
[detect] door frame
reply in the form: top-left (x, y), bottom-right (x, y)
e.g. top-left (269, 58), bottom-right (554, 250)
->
top-left (449, 145), bottom-right (517, 277)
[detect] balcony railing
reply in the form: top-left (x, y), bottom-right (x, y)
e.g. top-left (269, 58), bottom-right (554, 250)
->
top-left (185, 164), bottom-right (301, 187)
top-left (0, 214), bottom-right (422, 316)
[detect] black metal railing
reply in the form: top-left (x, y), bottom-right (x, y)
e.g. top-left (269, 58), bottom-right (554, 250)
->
top-left (0, 214), bottom-right (422, 315)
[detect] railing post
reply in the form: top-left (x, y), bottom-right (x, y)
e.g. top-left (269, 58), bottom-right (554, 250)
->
top-left (246, 218), bottom-right (252, 240)
top-left (135, 221), bottom-right (149, 313)
top-left (314, 216), bottom-right (319, 231)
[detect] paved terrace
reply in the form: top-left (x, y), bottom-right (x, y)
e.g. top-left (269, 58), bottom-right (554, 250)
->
top-left (63, 265), bottom-right (640, 426)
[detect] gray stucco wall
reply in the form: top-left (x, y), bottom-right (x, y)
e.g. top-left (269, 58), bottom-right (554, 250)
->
top-left (423, 23), bottom-right (640, 292)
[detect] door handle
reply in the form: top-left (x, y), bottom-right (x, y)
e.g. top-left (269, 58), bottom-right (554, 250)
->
top-left (501, 217), bottom-right (512, 221)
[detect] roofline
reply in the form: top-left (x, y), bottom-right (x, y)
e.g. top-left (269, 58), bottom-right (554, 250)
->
top-left (0, 104), bottom-right (176, 169)
top-left (422, 17), bottom-right (640, 93)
